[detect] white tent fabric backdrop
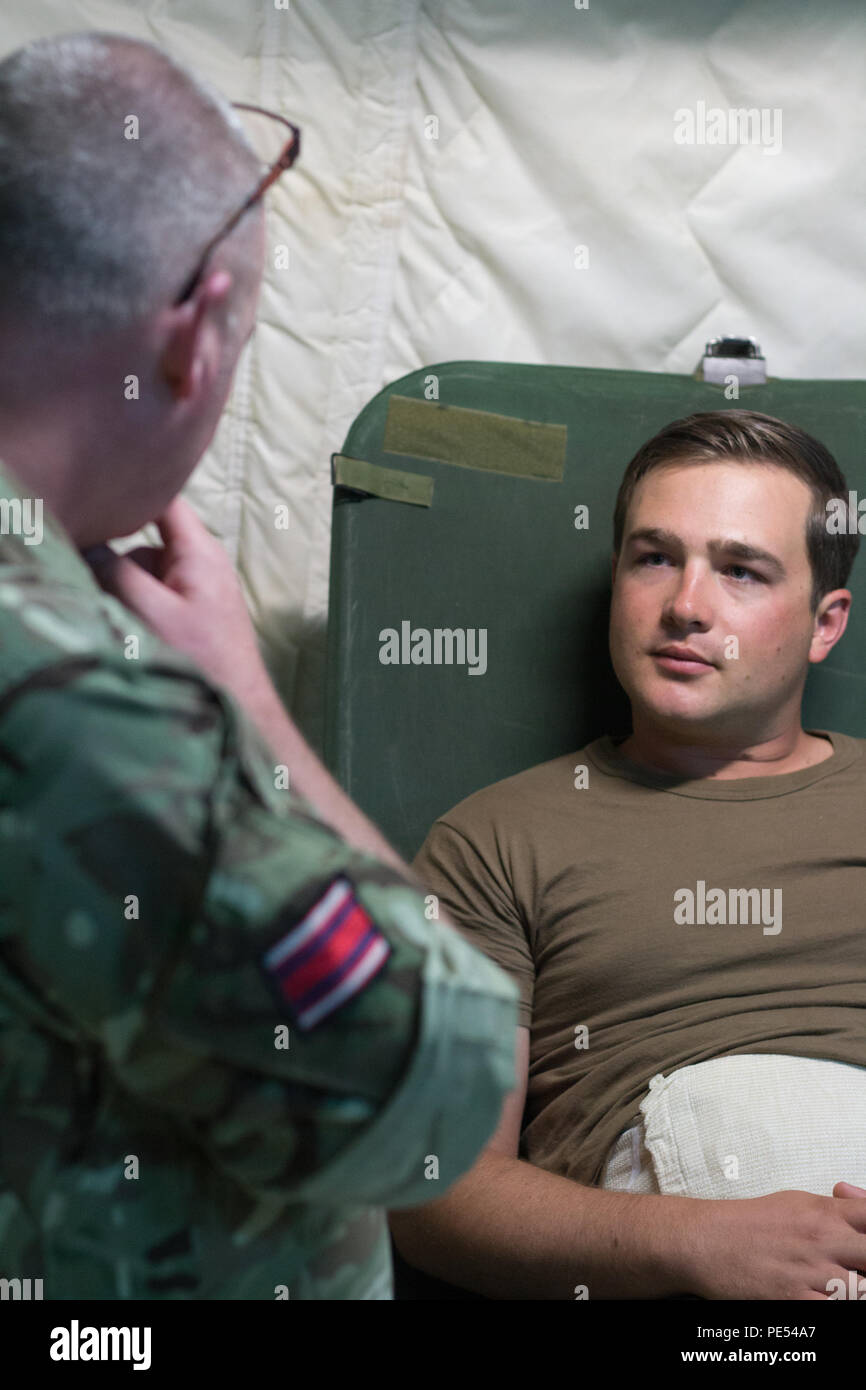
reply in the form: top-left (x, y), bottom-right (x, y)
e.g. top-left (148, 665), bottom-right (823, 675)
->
top-left (3, 0), bottom-right (865, 751)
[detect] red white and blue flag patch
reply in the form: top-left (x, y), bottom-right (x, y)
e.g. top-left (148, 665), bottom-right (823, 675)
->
top-left (262, 876), bottom-right (391, 1031)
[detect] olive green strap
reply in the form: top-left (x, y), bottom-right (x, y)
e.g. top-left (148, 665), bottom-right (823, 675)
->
top-left (331, 454), bottom-right (434, 507)
top-left (383, 394), bottom-right (567, 481)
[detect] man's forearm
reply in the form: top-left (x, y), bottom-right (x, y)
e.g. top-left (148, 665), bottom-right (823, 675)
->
top-left (389, 1150), bottom-right (703, 1300)
top-left (233, 671), bottom-right (409, 875)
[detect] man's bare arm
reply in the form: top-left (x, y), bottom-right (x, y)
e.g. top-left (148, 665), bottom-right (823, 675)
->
top-left (227, 670), bottom-right (407, 872)
top-left (389, 1027), bottom-right (696, 1299)
top-left (390, 1149), bottom-right (706, 1299)
top-left (389, 1027), bottom-right (866, 1300)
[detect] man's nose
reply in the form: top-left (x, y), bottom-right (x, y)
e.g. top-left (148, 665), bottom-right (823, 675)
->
top-left (662, 563), bottom-right (714, 626)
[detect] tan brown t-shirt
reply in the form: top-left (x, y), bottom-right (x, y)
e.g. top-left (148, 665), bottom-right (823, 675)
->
top-left (411, 727), bottom-right (866, 1187)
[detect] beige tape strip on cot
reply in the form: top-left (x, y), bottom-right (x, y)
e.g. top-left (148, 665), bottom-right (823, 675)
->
top-left (331, 454), bottom-right (434, 507)
top-left (382, 394), bottom-right (567, 481)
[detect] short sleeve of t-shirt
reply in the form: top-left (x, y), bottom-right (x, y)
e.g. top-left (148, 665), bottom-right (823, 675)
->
top-left (412, 813), bottom-right (534, 1028)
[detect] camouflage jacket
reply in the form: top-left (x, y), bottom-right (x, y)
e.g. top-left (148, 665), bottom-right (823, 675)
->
top-left (0, 459), bottom-right (518, 1299)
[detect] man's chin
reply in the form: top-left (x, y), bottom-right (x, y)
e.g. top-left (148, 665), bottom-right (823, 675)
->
top-left (630, 689), bottom-right (727, 731)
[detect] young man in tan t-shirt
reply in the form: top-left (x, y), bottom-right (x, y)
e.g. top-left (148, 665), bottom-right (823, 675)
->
top-left (390, 408), bottom-right (866, 1300)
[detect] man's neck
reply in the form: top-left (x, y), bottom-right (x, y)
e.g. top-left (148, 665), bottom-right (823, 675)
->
top-left (616, 726), bottom-right (833, 781)
top-left (0, 411), bottom-right (79, 537)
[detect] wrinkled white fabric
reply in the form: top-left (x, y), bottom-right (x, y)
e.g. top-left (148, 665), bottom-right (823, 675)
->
top-left (601, 1054), bottom-right (866, 1199)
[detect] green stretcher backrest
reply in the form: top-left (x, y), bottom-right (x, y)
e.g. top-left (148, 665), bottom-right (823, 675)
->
top-left (325, 361), bottom-right (866, 861)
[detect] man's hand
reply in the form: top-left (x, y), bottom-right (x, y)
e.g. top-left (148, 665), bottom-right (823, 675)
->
top-left (677, 1185), bottom-right (866, 1300)
top-left (83, 496), bottom-right (271, 706)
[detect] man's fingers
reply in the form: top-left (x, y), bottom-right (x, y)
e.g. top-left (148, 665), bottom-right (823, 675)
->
top-left (152, 495), bottom-right (209, 553)
top-left (83, 543), bottom-right (164, 584)
top-left (834, 1182), bottom-right (866, 1198)
top-left (121, 546), bottom-right (165, 577)
top-left (88, 545), bottom-right (176, 615)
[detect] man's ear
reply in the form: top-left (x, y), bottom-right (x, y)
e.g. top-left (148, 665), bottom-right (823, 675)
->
top-left (160, 269), bottom-right (234, 401)
top-left (808, 588), bottom-right (852, 665)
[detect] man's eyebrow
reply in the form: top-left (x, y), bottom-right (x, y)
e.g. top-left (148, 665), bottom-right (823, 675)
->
top-left (624, 526), bottom-right (788, 578)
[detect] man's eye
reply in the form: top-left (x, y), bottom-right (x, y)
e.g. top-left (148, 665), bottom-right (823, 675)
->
top-left (636, 554), bottom-right (761, 582)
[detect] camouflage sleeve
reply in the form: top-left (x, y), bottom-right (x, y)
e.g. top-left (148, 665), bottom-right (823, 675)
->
top-left (0, 651), bottom-right (519, 1211)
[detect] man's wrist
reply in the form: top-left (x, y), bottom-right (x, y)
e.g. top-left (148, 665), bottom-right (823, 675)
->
top-left (229, 666), bottom-right (295, 751)
top-left (640, 1193), bottom-right (708, 1297)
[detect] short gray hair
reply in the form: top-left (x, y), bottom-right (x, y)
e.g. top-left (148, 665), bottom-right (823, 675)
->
top-left (0, 31), bottom-right (261, 340)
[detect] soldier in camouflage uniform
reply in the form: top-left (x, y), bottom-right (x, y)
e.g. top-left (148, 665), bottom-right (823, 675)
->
top-left (0, 33), bottom-right (518, 1299)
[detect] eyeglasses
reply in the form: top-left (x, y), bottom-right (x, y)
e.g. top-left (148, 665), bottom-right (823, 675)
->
top-left (174, 102), bottom-right (301, 305)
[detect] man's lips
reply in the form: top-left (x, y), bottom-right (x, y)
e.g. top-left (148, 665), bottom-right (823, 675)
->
top-left (652, 646), bottom-right (715, 671)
